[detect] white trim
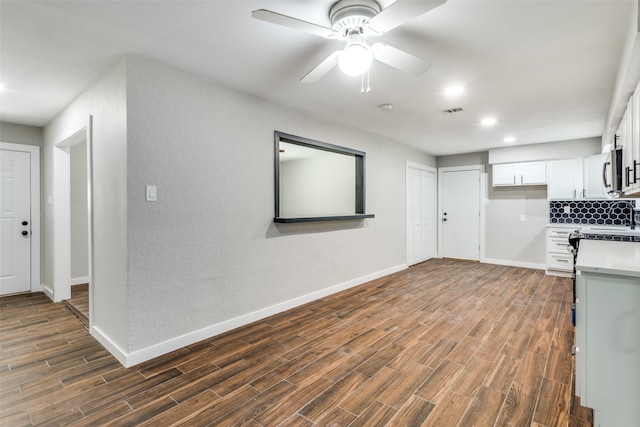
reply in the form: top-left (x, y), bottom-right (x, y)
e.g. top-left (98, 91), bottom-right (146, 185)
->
top-left (406, 161), bottom-right (436, 171)
top-left (483, 258), bottom-right (546, 270)
top-left (0, 142), bottom-right (41, 294)
top-left (70, 276), bottom-right (90, 286)
top-left (53, 122), bottom-right (91, 302)
top-left (479, 172), bottom-right (487, 262)
top-left (90, 325), bottom-right (128, 367)
top-left (87, 116), bottom-right (94, 330)
top-left (545, 269), bottom-right (573, 278)
top-left (113, 263), bottom-right (407, 368)
top-left (42, 284), bottom-right (54, 300)
top-left (53, 144), bottom-right (71, 301)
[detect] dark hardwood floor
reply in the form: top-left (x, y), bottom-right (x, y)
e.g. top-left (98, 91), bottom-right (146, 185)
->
top-left (63, 284), bottom-right (89, 325)
top-left (0, 259), bottom-right (593, 426)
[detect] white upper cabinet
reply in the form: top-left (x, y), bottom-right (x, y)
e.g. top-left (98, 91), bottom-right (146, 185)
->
top-left (547, 154), bottom-right (607, 200)
top-left (582, 153), bottom-right (608, 198)
top-left (547, 159), bottom-right (582, 199)
top-left (620, 82), bottom-right (640, 195)
top-left (492, 161), bottom-right (546, 186)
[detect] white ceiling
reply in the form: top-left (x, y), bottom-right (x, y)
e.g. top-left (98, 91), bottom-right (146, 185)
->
top-left (0, 0), bottom-right (635, 155)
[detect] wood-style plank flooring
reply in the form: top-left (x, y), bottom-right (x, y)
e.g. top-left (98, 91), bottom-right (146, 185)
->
top-left (0, 259), bottom-right (593, 426)
top-left (63, 284), bottom-right (89, 325)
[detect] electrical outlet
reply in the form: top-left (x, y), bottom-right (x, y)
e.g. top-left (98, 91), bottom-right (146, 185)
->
top-left (520, 214), bottom-right (526, 222)
top-left (563, 205), bottom-right (571, 214)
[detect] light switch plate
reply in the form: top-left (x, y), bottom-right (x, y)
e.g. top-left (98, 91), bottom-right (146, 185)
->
top-left (146, 185), bottom-right (157, 202)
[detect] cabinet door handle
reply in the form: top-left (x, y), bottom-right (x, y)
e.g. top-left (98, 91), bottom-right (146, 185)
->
top-left (634, 160), bottom-right (639, 184)
top-left (573, 189), bottom-right (576, 198)
top-left (513, 175), bottom-right (516, 185)
top-left (602, 161), bottom-right (611, 188)
top-left (626, 166), bottom-right (633, 187)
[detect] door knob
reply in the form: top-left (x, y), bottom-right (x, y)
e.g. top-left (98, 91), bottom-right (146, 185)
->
top-left (21, 230), bottom-right (29, 236)
top-left (22, 221), bottom-right (28, 226)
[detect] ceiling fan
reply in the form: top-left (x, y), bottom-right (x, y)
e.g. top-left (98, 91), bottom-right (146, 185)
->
top-left (251, 0), bottom-right (446, 83)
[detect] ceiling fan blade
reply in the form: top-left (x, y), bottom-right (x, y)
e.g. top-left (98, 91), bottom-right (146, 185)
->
top-left (372, 43), bottom-right (432, 75)
top-left (367, 0), bottom-right (446, 34)
top-left (251, 9), bottom-right (334, 38)
top-left (300, 51), bottom-right (342, 83)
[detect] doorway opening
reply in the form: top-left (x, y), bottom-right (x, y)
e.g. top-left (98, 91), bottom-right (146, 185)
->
top-left (53, 118), bottom-right (93, 326)
top-left (64, 140), bottom-right (90, 323)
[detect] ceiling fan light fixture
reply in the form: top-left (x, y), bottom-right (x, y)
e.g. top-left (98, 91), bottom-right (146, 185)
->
top-left (339, 43), bottom-right (373, 76)
top-left (338, 30), bottom-right (373, 76)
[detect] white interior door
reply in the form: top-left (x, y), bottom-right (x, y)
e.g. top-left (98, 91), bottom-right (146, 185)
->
top-left (440, 167), bottom-right (481, 261)
top-left (407, 163), bottom-right (436, 265)
top-left (1, 149), bottom-right (32, 295)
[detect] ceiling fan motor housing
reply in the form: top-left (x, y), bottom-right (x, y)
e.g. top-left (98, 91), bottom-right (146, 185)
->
top-left (329, 0), bottom-right (381, 36)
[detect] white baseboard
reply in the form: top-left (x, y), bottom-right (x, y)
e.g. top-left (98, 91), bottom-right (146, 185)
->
top-left (104, 264), bottom-right (407, 368)
top-left (545, 269), bottom-right (572, 278)
top-left (70, 276), bottom-right (90, 286)
top-left (91, 325), bottom-right (128, 367)
top-left (481, 257), bottom-right (546, 270)
top-left (41, 284), bottom-right (54, 301)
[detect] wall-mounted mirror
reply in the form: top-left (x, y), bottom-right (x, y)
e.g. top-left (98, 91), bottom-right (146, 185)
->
top-left (274, 131), bottom-right (374, 223)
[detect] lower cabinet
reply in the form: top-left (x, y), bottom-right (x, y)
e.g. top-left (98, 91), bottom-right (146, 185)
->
top-left (575, 270), bottom-right (640, 427)
top-left (545, 227), bottom-right (579, 276)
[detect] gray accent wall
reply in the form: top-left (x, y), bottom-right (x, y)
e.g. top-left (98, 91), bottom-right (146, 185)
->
top-left (438, 139), bottom-right (602, 268)
top-left (0, 122), bottom-right (43, 146)
top-left (1, 122), bottom-right (44, 283)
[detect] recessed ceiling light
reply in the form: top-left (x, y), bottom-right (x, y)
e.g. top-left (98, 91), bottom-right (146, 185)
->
top-left (379, 103), bottom-right (393, 111)
top-left (444, 85), bottom-right (464, 96)
top-left (504, 136), bottom-right (516, 143)
top-left (481, 117), bottom-right (497, 127)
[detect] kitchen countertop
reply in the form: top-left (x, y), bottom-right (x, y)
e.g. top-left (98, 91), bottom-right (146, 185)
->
top-left (546, 223), bottom-right (583, 228)
top-left (576, 240), bottom-right (640, 278)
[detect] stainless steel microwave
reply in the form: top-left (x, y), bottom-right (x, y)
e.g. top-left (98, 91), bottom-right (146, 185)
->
top-left (603, 146), bottom-right (623, 195)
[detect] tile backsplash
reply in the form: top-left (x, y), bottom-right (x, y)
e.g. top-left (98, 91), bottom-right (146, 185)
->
top-left (549, 200), bottom-right (637, 225)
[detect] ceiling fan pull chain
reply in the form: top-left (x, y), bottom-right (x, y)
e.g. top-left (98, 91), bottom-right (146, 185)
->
top-left (360, 71), bottom-right (371, 94)
top-left (366, 70), bottom-right (371, 93)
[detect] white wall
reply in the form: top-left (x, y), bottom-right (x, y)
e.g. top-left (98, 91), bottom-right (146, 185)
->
top-left (603, 0), bottom-right (640, 147)
top-left (70, 141), bottom-right (89, 282)
top-left (280, 152), bottom-right (355, 217)
top-left (488, 137), bottom-right (601, 163)
top-left (124, 55), bottom-right (434, 357)
top-left (43, 59), bottom-right (128, 359)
